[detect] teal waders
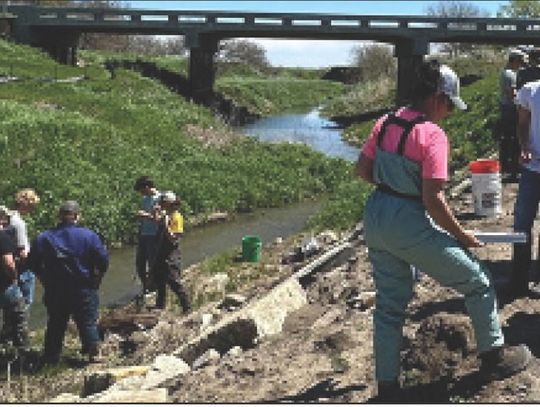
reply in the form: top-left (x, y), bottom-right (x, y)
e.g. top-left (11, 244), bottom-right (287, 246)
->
top-left (363, 112), bottom-right (504, 382)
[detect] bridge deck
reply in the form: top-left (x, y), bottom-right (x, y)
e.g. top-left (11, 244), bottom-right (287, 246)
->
top-left (9, 5), bottom-right (540, 45)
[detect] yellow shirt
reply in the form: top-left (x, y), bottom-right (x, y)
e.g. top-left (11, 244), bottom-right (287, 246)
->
top-left (167, 211), bottom-right (183, 235)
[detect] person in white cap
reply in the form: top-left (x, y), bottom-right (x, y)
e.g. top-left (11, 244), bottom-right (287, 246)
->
top-left (499, 49), bottom-right (526, 178)
top-left (355, 60), bottom-right (531, 402)
top-left (151, 191), bottom-right (191, 312)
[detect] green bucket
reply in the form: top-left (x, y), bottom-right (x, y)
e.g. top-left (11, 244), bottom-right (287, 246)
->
top-left (241, 235), bottom-right (261, 262)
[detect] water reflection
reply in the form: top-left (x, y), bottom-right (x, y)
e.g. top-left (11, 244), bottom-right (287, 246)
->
top-left (240, 108), bottom-right (359, 162)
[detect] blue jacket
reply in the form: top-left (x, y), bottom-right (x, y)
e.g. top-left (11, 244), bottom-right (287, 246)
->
top-left (29, 223), bottom-right (108, 288)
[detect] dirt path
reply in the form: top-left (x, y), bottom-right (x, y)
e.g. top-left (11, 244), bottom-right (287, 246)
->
top-left (3, 177), bottom-right (540, 403)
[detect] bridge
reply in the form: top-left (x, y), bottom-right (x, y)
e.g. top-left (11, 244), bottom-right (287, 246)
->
top-left (3, 4), bottom-right (540, 103)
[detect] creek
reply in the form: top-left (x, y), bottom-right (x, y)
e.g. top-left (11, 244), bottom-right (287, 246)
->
top-left (28, 107), bottom-right (357, 329)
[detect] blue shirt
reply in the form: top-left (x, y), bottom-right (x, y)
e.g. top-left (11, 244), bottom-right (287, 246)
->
top-left (139, 191), bottom-right (160, 236)
top-left (29, 223), bottom-right (109, 287)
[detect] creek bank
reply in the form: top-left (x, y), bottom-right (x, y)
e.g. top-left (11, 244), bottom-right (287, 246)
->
top-left (16, 178), bottom-right (540, 404)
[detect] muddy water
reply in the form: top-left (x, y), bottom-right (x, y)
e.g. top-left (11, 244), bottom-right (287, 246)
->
top-left (29, 108), bottom-right (352, 329)
top-left (28, 200), bottom-right (321, 329)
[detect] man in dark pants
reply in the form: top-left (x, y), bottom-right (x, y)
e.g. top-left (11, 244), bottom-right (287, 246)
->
top-left (0, 209), bottom-right (28, 352)
top-left (499, 49), bottom-right (526, 178)
top-left (28, 201), bottom-right (108, 364)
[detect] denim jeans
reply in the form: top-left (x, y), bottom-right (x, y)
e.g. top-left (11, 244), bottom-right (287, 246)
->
top-left (136, 234), bottom-right (158, 291)
top-left (43, 286), bottom-right (100, 360)
top-left (0, 282), bottom-right (28, 348)
top-left (18, 270), bottom-right (35, 309)
top-left (512, 167), bottom-right (540, 288)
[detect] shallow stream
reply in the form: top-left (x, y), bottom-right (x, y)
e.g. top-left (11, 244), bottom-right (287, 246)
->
top-left (29, 108), bottom-right (356, 328)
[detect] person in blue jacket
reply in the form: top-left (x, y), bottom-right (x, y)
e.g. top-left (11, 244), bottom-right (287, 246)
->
top-left (28, 201), bottom-right (109, 365)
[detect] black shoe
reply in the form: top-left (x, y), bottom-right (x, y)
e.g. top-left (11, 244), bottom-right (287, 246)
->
top-left (375, 380), bottom-right (402, 403)
top-left (479, 344), bottom-right (532, 380)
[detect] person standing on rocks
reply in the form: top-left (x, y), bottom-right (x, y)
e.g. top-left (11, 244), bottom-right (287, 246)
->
top-left (9, 189), bottom-right (40, 312)
top-left (28, 201), bottom-right (108, 364)
top-left (510, 74), bottom-right (540, 298)
top-left (134, 176), bottom-right (161, 297)
top-left (151, 191), bottom-right (191, 312)
top-left (355, 60), bottom-right (532, 401)
top-left (0, 206), bottom-right (28, 353)
top-left (498, 49), bottom-right (526, 179)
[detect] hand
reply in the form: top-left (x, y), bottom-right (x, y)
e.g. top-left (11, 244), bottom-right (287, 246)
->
top-left (520, 147), bottom-right (532, 164)
top-left (91, 271), bottom-right (104, 289)
top-left (457, 231), bottom-right (484, 248)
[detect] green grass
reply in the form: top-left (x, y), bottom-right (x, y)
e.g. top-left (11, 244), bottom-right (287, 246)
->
top-left (0, 40), bottom-right (353, 244)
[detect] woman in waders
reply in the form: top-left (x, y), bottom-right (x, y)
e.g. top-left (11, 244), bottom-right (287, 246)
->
top-left (355, 60), bottom-right (531, 401)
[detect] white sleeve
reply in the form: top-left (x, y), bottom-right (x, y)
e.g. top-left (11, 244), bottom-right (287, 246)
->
top-left (516, 85), bottom-right (532, 110)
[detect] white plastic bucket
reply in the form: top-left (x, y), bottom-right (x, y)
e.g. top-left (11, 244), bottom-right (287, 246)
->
top-left (469, 160), bottom-right (502, 217)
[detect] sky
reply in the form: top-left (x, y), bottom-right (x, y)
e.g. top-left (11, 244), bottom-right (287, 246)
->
top-left (123, 1), bottom-right (510, 67)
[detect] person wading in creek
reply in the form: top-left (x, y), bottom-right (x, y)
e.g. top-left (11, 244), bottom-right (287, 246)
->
top-left (355, 60), bottom-right (532, 402)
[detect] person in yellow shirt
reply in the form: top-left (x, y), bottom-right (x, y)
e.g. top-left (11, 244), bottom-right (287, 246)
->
top-left (152, 191), bottom-right (191, 312)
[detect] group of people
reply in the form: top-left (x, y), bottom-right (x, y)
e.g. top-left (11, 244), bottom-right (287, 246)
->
top-left (0, 176), bottom-right (191, 366)
top-left (356, 58), bottom-right (537, 401)
top-left (0, 191), bottom-right (109, 364)
top-left (133, 175), bottom-right (191, 313)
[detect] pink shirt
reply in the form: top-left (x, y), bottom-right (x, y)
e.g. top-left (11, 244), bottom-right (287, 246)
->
top-left (361, 107), bottom-right (449, 180)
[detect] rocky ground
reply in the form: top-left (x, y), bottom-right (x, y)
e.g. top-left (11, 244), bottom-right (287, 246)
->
top-left (1, 176), bottom-right (540, 403)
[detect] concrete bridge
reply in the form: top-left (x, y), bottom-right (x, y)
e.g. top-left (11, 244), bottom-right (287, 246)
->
top-left (3, 4), bottom-right (540, 103)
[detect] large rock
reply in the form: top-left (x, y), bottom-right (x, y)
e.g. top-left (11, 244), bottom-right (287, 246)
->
top-left (92, 388), bottom-right (168, 403)
top-left (142, 354), bottom-right (190, 389)
top-left (83, 365), bottom-right (150, 396)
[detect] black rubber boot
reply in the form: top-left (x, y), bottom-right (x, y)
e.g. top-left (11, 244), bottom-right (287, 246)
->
top-left (479, 344), bottom-right (532, 380)
top-left (509, 241), bottom-right (532, 297)
top-left (10, 299), bottom-right (29, 351)
top-left (375, 380), bottom-right (402, 403)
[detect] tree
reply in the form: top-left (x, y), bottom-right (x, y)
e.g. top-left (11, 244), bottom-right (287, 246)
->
top-left (350, 43), bottom-right (396, 82)
top-left (426, 1), bottom-right (489, 57)
top-left (217, 40), bottom-right (269, 70)
top-left (497, 0), bottom-right (540, 18)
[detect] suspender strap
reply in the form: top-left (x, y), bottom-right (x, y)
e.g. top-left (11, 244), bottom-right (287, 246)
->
top-left (376, 110), bottom-right (426, 155)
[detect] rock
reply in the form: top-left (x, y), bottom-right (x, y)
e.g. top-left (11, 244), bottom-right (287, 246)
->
top-left (346, 291), bottom-right (376, 310)
top-left (318, 230), bottom-right (339, 245)
top-left (92, 388), bottom-right (168, 403)
top-left (206, 212), bottom-right (228, 222)
top-left (83, 365), bottom-right (150, 396)
top-left (200, 313), bottom-right (214, 332)
top-left (142, 354), bottom-right (190, 389)
top-left (226, 346), bottom-right (243, 357)
top-left (245, 278), bottom-right (307, 337)
top-left (193, 348), bottom-right (221, 369)
top-left (49, 393), bottom-right (80, 403)
top-left (219, 294), bottom-right (247, 310)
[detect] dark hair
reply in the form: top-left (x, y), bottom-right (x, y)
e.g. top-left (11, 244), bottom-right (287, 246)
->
top-left (412, 59), bottom-right (441, 102)
top-left (133, 176), bottom-right (154, 191)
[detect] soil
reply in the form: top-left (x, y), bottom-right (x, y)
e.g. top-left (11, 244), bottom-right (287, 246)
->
top-left (2, 177), bottom-right (540, 403)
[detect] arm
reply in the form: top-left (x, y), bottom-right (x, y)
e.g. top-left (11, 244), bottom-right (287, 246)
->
top-left (517, 105), bottom-right (532, 163)
top-left (422, 179), bottom-right (482, 248)
top-left (2, 253), bottom-right (16, 283)
top-left (355, 153), bottom-right (375, 185)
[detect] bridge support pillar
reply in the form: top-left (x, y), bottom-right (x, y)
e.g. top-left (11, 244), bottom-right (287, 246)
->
top-left (395, 38), bottom-right (429, 104)
top-left (187, 33), bottom-right (218, 104)
top-left (35, 30), bottom-right (80, 66)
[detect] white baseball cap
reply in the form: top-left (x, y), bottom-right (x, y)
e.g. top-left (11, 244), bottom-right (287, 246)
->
top-left (161, 191), bottom-right (177, 203)
top-left (438, 65), bottom-right (467, 111)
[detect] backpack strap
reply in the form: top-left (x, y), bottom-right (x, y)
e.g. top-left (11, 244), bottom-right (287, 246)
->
top-left (376, 110), bottom-right (426, 155)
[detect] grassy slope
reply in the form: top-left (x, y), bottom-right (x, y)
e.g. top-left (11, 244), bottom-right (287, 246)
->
top-left (0, 41), bottom-right (358, 243)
